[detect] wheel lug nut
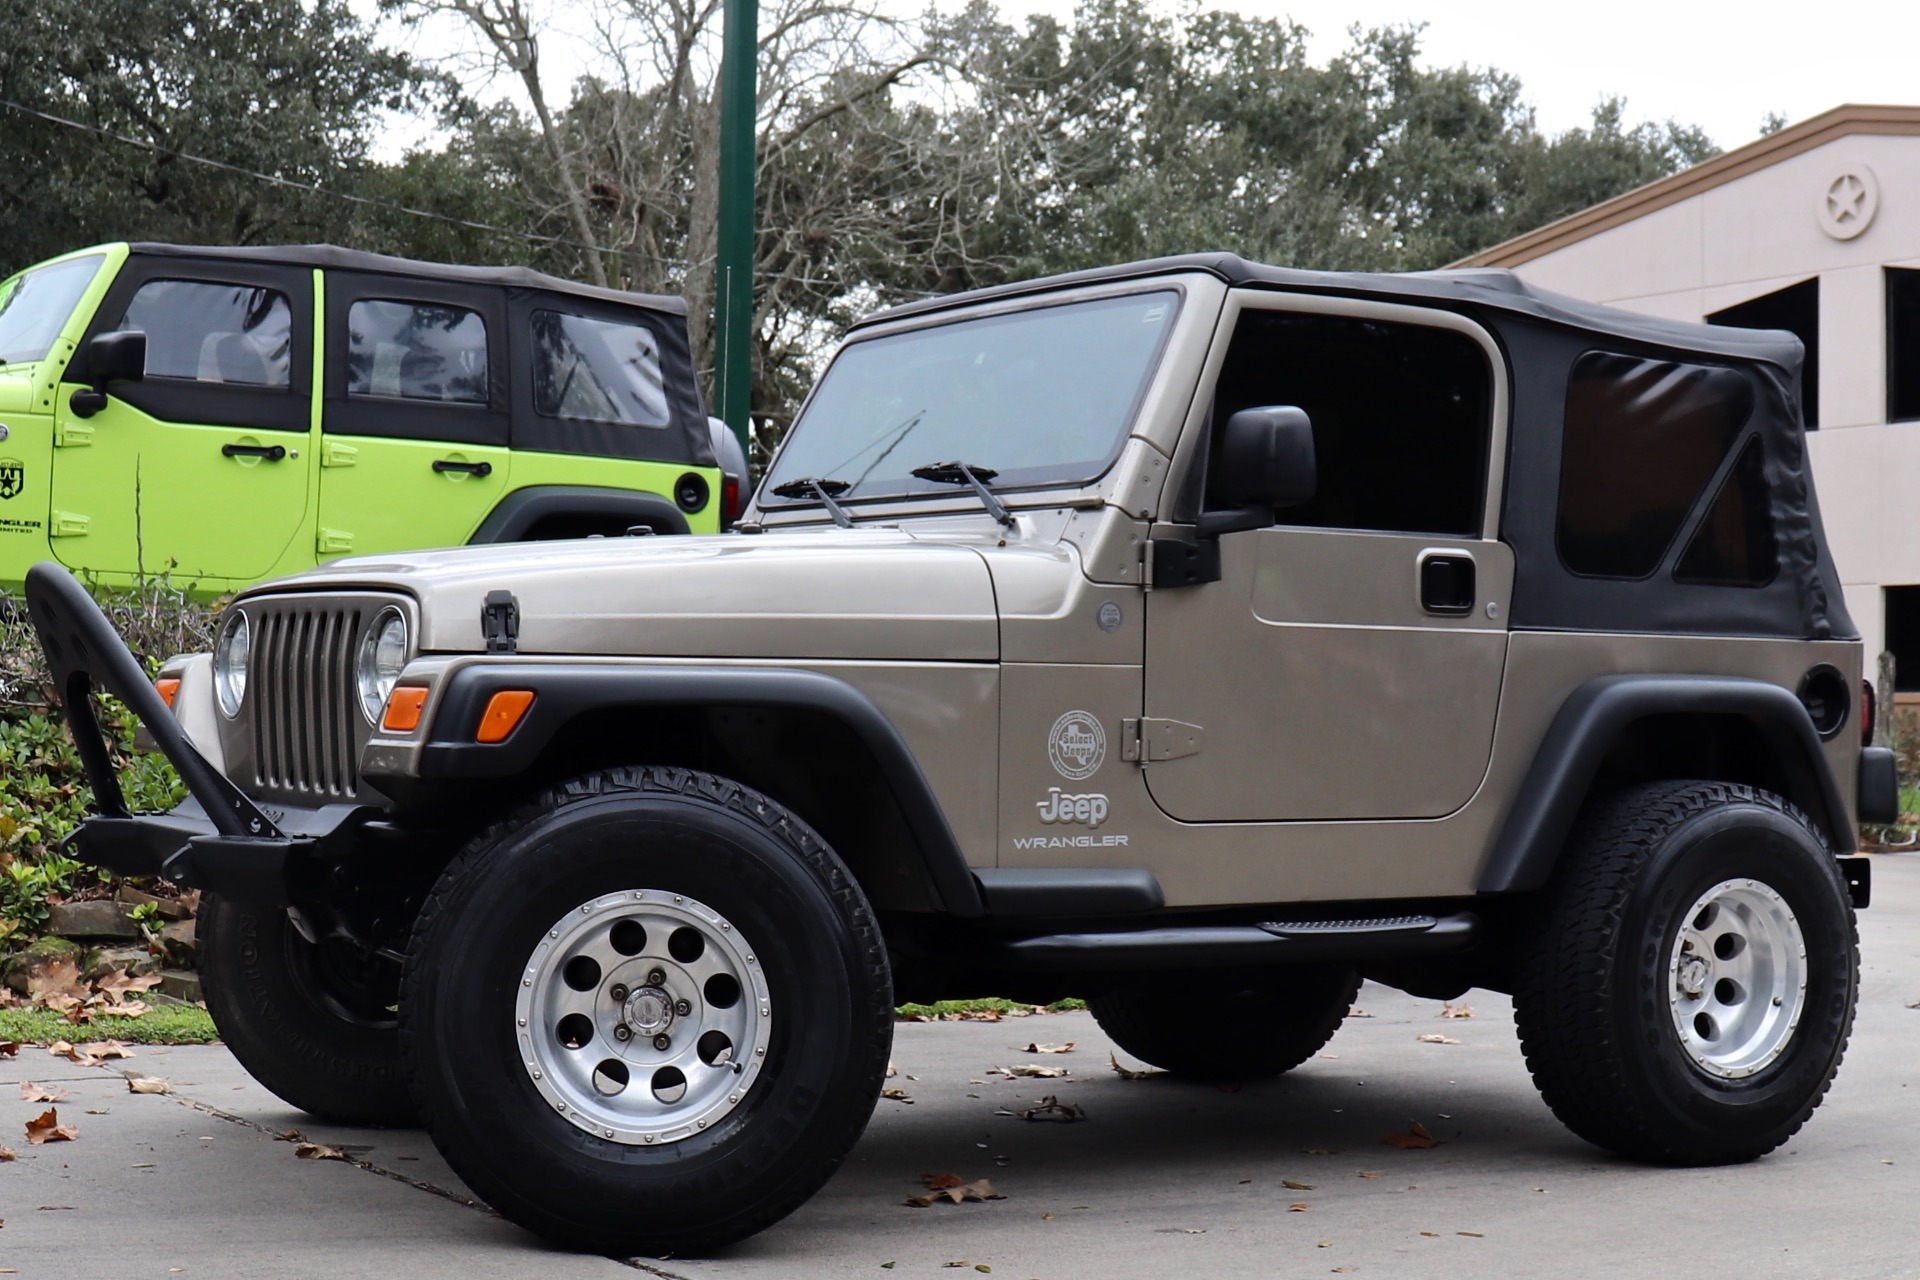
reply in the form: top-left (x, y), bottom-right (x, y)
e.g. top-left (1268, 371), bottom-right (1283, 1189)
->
top-left (647, 968), bottom-right (667, 987)
top-left (615, 1024), bottom-right (633, 1042)
top-left (610, 984), bottom-right (629, 1003)
top-left (675, 999), bottom-right (692, 1017)
top-left (653, 1033), bottom-right (672, 1051)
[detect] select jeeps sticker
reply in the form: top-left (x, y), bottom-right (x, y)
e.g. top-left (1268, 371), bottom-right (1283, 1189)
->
top-left (1047, 710), bottom-right (1106, 780)
top-left (0, 458), bottom-right (22, 501)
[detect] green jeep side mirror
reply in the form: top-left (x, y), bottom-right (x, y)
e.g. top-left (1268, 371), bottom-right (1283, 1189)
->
top-left (70, 330), bottom-right (147, 419)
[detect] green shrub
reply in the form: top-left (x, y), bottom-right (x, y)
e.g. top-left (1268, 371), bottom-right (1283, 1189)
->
top-left (1, 578), bottom-right (219, 937)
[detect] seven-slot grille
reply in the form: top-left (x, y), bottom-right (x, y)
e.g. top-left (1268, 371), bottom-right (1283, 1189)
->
top-left (248, 602), bottom-right (366, 798)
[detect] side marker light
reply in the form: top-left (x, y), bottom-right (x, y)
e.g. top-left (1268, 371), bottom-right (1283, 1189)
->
top-left (155, 678), bottom-right (181, 708)
top-left (477, 689), bottom-right (535, 743)
top-left (382, 686), bottom-right (430, 733)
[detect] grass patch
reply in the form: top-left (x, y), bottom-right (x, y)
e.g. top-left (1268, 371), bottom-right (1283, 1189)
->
top-left (896, 997), bottom-right (1087, 1020)
top-left (0, 1003), bottom-right (219, 1045)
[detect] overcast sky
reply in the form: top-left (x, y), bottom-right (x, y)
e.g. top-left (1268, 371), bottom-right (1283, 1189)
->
top-left (375, 0), bottom-right (1920, 155)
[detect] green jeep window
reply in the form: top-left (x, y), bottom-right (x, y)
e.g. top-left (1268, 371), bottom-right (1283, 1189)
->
top-left (0, 254), bottom-right (105, 367)
top-left (348, 299), bottom-right (488, 404)
top-left (530, 310), bottom-right (670, 426)
top-left (121, 279), bottom-right (292, 387)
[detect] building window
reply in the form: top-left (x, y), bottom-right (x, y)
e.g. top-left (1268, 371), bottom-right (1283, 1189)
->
top-left (1884, 586), bottom-right (1920, 691)
top-left (1708, 278), bottom-right (1818, 429)
top-left (1888, 269), bottom-right (1920, 424)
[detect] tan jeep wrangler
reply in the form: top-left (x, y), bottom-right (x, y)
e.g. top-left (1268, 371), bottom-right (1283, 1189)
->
top-left (28, 254), bottom-right (1896, 1255)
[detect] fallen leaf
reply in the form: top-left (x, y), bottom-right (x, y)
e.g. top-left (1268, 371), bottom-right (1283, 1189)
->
top-left (127, 1077), bottom-right (172, 1095)
top-left (26, 957), bottom-right (88, 1006)
top-left (1420, 1231), bottom-right (1441, 1237)
top-left (886, 1061), bottom-right (898, 1078)
top-left (95, 970), bottom-right (164, 1002)
top-left (1289, 1203), bottom-right (1309, 1212)
top-left (941, 1263), bottom-right (969, 1269)
top-left (881, 1088), bottom-right (914, 1104)
top-left (1109, 1053), bottom-right (1154, 1081)
top-left (996, 1064), bottom-right (1070, 1079)
top-left (1459, 1231), bottom-right (1484, 1238)
top-left (1416, 1034), bottom-right (1462, 1045)
top-left (1907, 999), bottom-right (1920, 1010)
top-left (1357, 1171), bottom-right (1381, 1179)
top-left (1440, 1002), bottom-right (1474, 1019)
top-left (922, 1173), bottom-right (964, 1190)
top-left (0, 1147), bottom-right (15, 1161)
top-left (25, 1109), bottom-right (76, 1145)
top-left (1154, 1227), bottom-right (1206, 1234)
top-left (18, 1083), bottom-right (66, 1103)
top-left (1346, 1007), bottom-right (1372, 1018)
top-left (293, 1142), bottom-right (347, 1161)
top-left (0, 1041), bottom-right (20, 1058)
top-left (1017, 1095), bottom-right (1086, 1123)
top-left (881, 1264), bottom-right (896, 1270)
top-left (1317, 1240), bottom-right (1333, 1248)
top-left (1023, 1042), bottom-right (1075, 1054)
top-left (1304, 1147), bottom-right (1339, 1156)
top-left (1333, 1268), bottom-right (1357, 1273)
top-left (975, 1268), bottom-right (991, 1274)
top-left (1282, 1179), bottom-right (1314, 1191)
top-left (84, 1109), bottom-right (109, 1116)
top-left (1382, 1122), bottom-right (1438, 1150)
top-left (76, 1041), bottom-right (133, 1060)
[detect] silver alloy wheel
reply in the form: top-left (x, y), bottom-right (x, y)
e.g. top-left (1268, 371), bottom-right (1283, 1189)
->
top-left (1667, 877), bottom-right (1808, 1079)
top-left (517, 890), bottom-right (771, 1145)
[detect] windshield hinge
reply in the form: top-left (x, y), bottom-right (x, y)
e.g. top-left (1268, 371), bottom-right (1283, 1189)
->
top-left (482, 590), bottom-right (519, 654)
top-left (1122, 717), bottom-right (1203, 764)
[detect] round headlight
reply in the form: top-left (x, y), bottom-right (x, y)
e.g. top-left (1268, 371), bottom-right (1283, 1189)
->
top-left (213, 611), bottom-right (250, 718)
top-left (357, 609), bottom-right (410, 724)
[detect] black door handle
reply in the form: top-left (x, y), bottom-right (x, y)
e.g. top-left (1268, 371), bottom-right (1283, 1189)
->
top-left (222, 443), bottom-right (286, 461)
top-left (1419, 552), bottom-right (1476, 615)
top-left (433, 459), bottom-right (493, 477)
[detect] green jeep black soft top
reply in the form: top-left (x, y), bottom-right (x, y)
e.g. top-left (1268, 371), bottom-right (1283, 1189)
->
top-left (0, 242), bottom-right (732, 593)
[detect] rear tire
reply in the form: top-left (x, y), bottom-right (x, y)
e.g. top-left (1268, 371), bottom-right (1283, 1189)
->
top-left (197, 893), bottom-right (412, 1126)
top-left (1511, 780), bottom-right (1856, 1165)
top-left (1090, 963), bottom-right (1360, 1080)
top-left (401, 767), bottom-right (892, 1256)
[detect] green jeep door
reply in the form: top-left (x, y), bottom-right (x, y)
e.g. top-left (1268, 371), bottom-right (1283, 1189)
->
top-left (314, 274), bottom-right (510, 558)
top-left (50, 256), bottom-right (313, 583)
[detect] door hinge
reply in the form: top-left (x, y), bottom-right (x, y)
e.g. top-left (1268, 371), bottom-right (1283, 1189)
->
top-left (316, 528), bottom-right (354, 555)
top-left (50, 511), bottom-right (89, 537)
top-left (482, 589), bottom-right (520, 654)
top-left (1145, 537), bottom-right (1222, 589)
top-left (321, 441), bottom-right (359, 468)
top-left (1122, 717), bottom-right (1203, 763)
top-left (53, 422), bottom-right (93, 448)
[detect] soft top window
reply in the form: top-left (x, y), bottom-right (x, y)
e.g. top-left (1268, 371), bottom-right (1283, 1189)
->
top-left (530, 310), bottom-right (669, 427)
top-left (121, 279), bottom-right (292, 388)
top-left (348, 299), bottom-right (488, 404)
top-left (1557, 352), bottom-right (1758, 580)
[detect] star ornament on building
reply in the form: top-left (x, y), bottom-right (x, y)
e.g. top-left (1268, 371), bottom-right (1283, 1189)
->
top-left (1815, 167), bottom-right (1879, 240)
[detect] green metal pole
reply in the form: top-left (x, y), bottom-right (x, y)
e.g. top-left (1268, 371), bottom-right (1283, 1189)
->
top-left (715, 0), bottom-right (758, 457)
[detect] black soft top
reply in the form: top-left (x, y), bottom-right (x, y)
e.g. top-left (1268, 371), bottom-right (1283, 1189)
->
top-left (129, 242), bottom-right (688, 317)
top-left (865, 253), bottom-right (1851, 642)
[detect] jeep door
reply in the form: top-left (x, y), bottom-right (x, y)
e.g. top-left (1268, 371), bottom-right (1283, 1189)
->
top-left (313, 274), bottom-right (510, 559)
top-left (49, 257), bottom-right (314, 583)
top-left (1143, 293), bottom-right (1512, 821)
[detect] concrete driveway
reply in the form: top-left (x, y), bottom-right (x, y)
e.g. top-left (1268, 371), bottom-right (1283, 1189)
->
top-left (7, 853), bottom-right (1920, 1280)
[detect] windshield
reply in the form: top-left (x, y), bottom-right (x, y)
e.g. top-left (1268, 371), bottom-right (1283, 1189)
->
top-left (765, 290), bottom-right (1179, 503)
top-left (0, 255), bottom-right (105, 368)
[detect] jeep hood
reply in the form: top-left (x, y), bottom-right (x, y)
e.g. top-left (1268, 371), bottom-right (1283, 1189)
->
top-left (250, 529), bottom-right (1001, 661)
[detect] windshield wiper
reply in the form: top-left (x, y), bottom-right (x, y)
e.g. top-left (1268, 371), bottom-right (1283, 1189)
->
top-left (910, 461), bottom-right (1015, 529)
top-left (769, 477), bottom-right (855, 528)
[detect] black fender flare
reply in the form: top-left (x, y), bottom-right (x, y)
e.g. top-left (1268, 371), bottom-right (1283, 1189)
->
top-left (415, 662), bottom-right (986, 917)
top-left (1479, 674), bottom-right (1853, 894)
top-left (471, 485), bottom-right (690, 541)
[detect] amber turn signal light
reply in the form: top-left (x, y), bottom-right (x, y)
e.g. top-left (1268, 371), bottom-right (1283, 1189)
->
top-left (477, 689), bottom-right (535, 743)
top-left (382, 686), bottom-right (430, 733)
top-left (154, 677), bottom-right (180, 708)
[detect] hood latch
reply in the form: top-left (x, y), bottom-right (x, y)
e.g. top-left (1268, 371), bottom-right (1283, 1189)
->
top-left (482, 590), bottom-right (520, 654)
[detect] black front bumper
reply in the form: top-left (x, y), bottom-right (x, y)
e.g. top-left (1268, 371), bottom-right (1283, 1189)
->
top-left (25, 561), bottom-right (370, 906)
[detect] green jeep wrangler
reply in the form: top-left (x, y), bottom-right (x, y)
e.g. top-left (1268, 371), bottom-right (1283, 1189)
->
top-left (0, 243), bottom-right (730, 592)
top-left (26, 253), bottom-right (1900, 1258)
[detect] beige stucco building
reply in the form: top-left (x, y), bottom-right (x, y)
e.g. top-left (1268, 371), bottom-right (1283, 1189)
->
top-left (1462, 104), bottom-right (1920, 683)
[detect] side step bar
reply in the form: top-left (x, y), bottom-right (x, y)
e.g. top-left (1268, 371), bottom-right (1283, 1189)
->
top-left (979, 912), bottom-right (1478, 971)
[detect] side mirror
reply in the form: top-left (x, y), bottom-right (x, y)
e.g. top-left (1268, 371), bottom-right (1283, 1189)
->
top-left (70, 330), bottom-right (147, 419)
top-left (1199, 405), bottom-right (1316, 535)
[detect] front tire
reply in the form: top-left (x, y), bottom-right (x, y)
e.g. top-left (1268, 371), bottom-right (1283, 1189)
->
top-left (197, 893), bottom-right (412, 1126)
top-left (1512, 781), bottom-right (1857, 1165)
top-left (1090, 963), bottom-right (1360, 1080)
top-left (401, 767), bottom-right (892, 1256)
